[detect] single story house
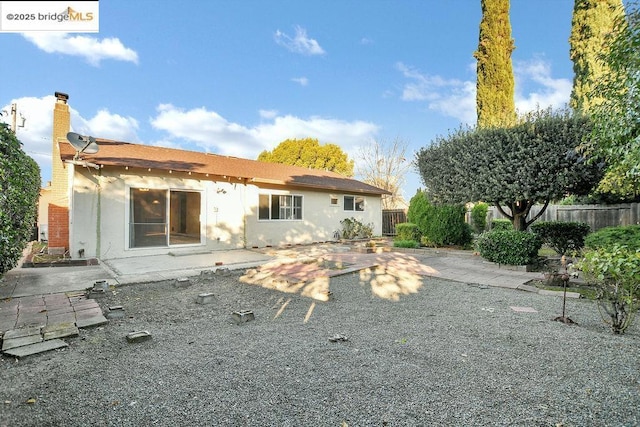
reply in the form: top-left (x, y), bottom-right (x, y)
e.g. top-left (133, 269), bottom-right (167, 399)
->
top-left (39, 92), bottom-right (390, 260)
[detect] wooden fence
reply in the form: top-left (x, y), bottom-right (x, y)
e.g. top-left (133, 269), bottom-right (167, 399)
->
top-left (382, 209), bottom-right (407, 236)
top-left (486, 203), bottom-right (640, 231)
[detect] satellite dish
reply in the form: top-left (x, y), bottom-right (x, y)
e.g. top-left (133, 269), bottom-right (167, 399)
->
top-left (67, 132), bottom-right (99, 156)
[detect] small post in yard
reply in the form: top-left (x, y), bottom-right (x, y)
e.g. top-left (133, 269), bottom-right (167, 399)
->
top-left (554, 255), bottom-right (577, 325)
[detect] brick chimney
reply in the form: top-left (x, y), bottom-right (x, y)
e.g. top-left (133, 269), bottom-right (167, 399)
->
top-left (47, 92), bottom-right (70, 252)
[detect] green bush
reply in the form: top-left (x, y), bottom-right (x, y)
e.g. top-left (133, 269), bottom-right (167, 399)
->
top-left (0, 125), bottom-right (41, 276)
top-left (584, 225), bottom-right (640, 251)
top-left (470, 202), bottom-right (489, 233)
top-left (491, 219), bottom-right (513, 231)
top-left (530, 221), bottom-right (591, 255)
top-left (407, 191), bottom-right (471, 247)
top-left (395, 222), bottom-right (420, 242)
top-left (475, 230), bottom-right (542, 265)
top-left (393, 240), bottom-right (420, 248)
top-left (340, 217), bottom-right (373, 239)
top-left (575, 245), bottom-right (640, 334)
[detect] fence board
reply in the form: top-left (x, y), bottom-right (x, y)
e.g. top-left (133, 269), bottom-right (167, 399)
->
top-left (382, 209), bottom-right (407, 236)
top-left (485, 203), bottom-right (639, 231)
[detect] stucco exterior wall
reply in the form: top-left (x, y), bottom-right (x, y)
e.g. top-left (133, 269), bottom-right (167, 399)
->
top-left (243, 187), bottom-right (383, 248)
top-left (69, 166), bottom-right (383, 260)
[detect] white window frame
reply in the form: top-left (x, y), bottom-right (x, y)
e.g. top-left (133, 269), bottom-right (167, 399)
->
top-left (258, 193), bottom-right (303, 221)
top-left (343, 195), bottom-right (365, 212)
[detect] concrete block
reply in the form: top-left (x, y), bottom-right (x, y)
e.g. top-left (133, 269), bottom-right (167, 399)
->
top-left (232, 310), bottom-right (255, 324)
top-left (196, 293), bottom-right (216, 304)
top-left (200, 270), bottom-right (215, 278)
top-left (106, 305), bottom-right (125, 319)
top-left (538, 289), bottom-right (582, 299)
top-left (216, 267), bottom-right (231, 276)
top-left (43, 322), bottom-right (78, 340)
top-left (126, 330), bottom-right (152, 343)
top-left (174, 277), bottom-right (192, 288)
top-left (3, 339), bottom-right (68, 358)
top-left (93, 280), bottom-right (109, 291)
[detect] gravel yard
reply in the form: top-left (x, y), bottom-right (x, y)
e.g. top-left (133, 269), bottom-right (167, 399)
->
top-left (1, 266), bottom-right (639, 427)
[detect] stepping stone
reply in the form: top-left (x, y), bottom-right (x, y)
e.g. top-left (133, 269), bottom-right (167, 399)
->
top-left (43, 322), bottom-right (78, 340)
top-left (510, 306), bottom-right (538, 313)
top-left (3, 339), bottom-right (68, 358)
top-left (47, 312), bottom-right (77, 325)
top-left (126, 331), bottom-right (152, 343)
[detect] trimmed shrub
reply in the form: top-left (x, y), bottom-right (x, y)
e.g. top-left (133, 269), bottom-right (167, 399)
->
top-left (0, 125), bottom-right (41, 275)
top-left (407, 191), bottom-right (471, 247)
top-left (393, 240), bottom-right (420, 248)
top-left (584, 225), bottom-right (640, 251)
top-left (424, 204), bottom-right (472, 247)
top-left (475, 230), bottom-right (542, 265)
top-left (470, 202), bottom-right (489, 233)
top-left (395, 222), bottom-right (420, 242)
top-left (530, 221), bottom-right (591, 255)
top-left (575, 245), bottom-right (640, 334)
top-left (491, 219), bottom-right (513, 231)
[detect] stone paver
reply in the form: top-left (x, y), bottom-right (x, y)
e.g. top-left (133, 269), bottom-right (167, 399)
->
top-left (3, 339), bottom-right (68, 358)
top-left (0, 292), bottom-right (107, 357)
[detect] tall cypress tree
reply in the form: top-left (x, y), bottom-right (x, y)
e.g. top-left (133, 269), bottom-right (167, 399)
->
top-left (569, 0), bottom-right (625, 113)
top-left (474, 0), bottom-right (516, 128)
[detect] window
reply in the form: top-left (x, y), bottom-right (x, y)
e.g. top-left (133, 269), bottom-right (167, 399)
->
top-left (259, 194), bottom-right (303, 220)
top-left (129, 188), bottom-right (201, 248)
top-left (344, 195), bottom-right (365, 211)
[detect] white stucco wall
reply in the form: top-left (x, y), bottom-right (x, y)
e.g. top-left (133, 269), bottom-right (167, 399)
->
top-left (243, 187), bottom-right (383, 248)
top-left (69, 166), bottom-right (383, 259)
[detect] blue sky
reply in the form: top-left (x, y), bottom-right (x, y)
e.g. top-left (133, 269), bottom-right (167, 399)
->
top-left (1, 0), bottom-right (580, 199)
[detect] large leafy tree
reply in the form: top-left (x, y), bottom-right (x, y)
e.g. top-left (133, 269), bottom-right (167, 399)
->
top-left (415, 108), bottom-right (603, 231)
top-left (355, 138), bottom-right (411, 209)
top-left (569, 0), bottom-right (625, 113)
top-left (473, 0), bottom-right (517, 128)
top-left (257, 138), bottom-right (354, 176)
top-left (0, 125), bottom-right (41, 275)
top-left (582, 2), bottom-right (640, 198)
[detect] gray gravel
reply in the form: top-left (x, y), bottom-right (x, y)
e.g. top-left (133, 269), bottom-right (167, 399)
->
top-left (1, 266), bottom-right (639, 427)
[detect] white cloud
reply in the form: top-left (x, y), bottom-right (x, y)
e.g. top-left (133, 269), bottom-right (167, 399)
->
top-left (514, 58), bottom-right (572, 113)
top-left (397, 58), bottom-right (571, 126)
top-left (1, 95), bottom-right (141, 184)
top-left (150, 104), bottom-right (378, 159)
top-left (291, 77), bottom-right (309, 86)
top-left (274, 26), bottom-right (325, 56)
top-left (22, 33), bottom-right (139, 66)
top-left (396, 62), bottom-right (476, 124)
top-left (259, 109), bottom-right (278, 119)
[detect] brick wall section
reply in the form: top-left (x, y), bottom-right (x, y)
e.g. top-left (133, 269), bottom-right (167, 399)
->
top-left (47, 204), bottom-right (69, 250)
top-left (48, 93), bottom-right (71, 251)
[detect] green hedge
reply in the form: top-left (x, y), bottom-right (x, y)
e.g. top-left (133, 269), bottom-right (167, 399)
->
top-left (491, 219), bottom-right (513, 231)
top-left (475, 230), bottom-right (542, 265)
top-left (393, 240), bottom-right (420, 248)
top-left (0, 125), bottom-right (41, 275)
top-left (407, 191), bottom-right (471, 247)
top-left (530, 221), bottom-right (591, 255)
top-left (395, 222), bottom-right (420, 242)
top-left (584, 225), bottom-right (640, 251)
top-left (470, 202), bottom-right (488, 233)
